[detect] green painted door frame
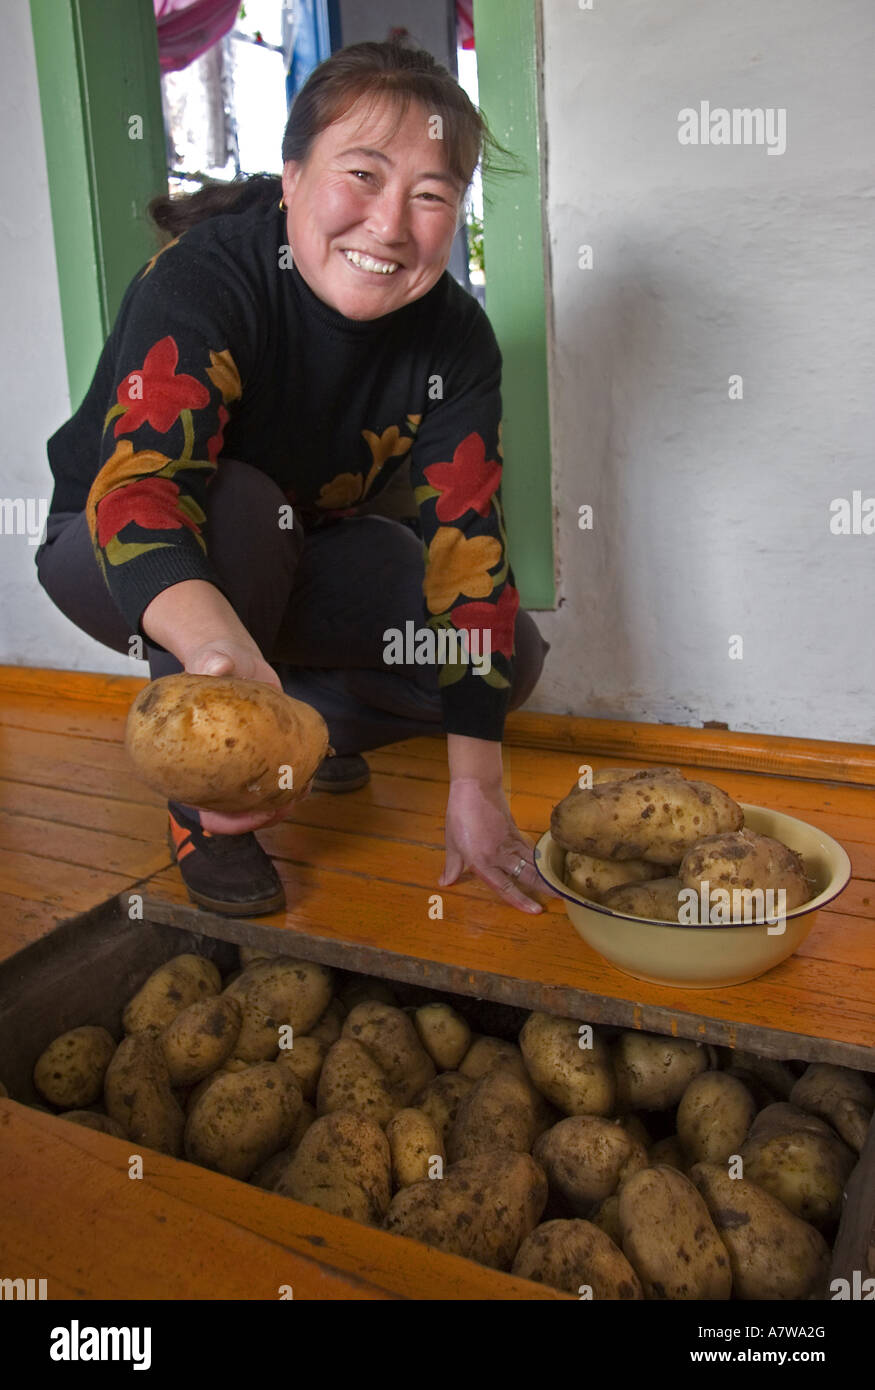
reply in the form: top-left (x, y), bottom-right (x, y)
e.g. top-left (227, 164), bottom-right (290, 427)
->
top-left (474, 0), bottom-right (555, 608)
top-left (29, 0), bottom-right (167, 410)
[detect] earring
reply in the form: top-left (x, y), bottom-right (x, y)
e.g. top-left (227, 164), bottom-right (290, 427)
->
top-left (279, 197), bottom-right (286, 210)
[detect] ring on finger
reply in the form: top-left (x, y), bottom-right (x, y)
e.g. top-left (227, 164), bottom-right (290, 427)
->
top-left (509, 855), bottom-right (529, 881)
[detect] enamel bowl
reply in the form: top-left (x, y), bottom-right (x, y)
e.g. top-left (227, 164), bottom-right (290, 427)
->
top-left (534, 804), bottom-right (851, 989)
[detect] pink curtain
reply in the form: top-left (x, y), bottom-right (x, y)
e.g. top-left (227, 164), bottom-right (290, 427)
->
top-left (153, 0), bottom-right (242, 74)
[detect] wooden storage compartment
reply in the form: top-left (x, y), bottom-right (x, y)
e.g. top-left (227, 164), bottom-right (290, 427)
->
top-left (1, 894), bottom-right (872, 1299)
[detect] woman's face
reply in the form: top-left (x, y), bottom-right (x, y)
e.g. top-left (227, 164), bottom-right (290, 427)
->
top-left (281, 96), bottom-right (466, 320)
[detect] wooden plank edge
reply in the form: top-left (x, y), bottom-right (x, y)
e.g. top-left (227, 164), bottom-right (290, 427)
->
top-left (503, 711), bottom-right (875, 787)
top-left (1, 1101), bottom-right (569, 1301)
top-left (138, 892), bottom-right (875, 1070)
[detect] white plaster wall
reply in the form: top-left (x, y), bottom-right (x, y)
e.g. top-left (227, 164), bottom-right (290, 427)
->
top-left (534, 0), bottom-right (875, 742)
top-left (0, 0), bottom-right (132, 675)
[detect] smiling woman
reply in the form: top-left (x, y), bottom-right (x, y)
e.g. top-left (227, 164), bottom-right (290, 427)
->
top-left (35, 36), bottom-right (555, 921)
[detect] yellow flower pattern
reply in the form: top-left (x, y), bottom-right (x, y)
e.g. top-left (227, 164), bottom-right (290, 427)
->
top-left (206, 349), bottom-right (242, 404)
top-left (424, 526), bottom-right (502, 614)
top-left (316, 417), bottom-right (418, 510)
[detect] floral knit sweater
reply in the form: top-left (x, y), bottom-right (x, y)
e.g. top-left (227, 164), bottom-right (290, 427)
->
top-left (44, 190), bottom-right (520, 742)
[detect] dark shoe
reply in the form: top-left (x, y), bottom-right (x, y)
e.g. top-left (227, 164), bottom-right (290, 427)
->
top-left (167, 802), bottom-right (285, 916)
top-left (311, 752), bottom-right (370, 793)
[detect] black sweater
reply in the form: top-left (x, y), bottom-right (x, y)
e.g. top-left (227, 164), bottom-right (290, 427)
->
top-left (45, 189), bottom-right (519, 741)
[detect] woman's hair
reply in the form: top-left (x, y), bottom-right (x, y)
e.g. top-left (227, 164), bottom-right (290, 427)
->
top-left (148, 36), bottom-right (521, 240)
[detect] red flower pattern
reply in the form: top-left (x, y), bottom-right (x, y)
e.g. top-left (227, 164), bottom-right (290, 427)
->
top-left (423, 432), bottom-right (501, 522)
top-left (115, 336), bottom-right (210, 437)
top-left (207, 405), bottom-right (230, 463)
top-left (450, 582), bottom-right (520, 659)
top-left (96, 477), bottom-right (201, 547)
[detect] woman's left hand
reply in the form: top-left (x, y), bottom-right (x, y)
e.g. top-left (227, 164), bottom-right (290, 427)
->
top-left (439, 777), bottom-right (562, 914)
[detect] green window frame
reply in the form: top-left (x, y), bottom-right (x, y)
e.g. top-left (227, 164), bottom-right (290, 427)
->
top-left (474, 0), bottom-right (555, 608)
top-left (31, 0), bottom-right (555, 608)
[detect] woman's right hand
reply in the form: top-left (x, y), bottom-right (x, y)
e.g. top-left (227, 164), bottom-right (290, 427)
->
top-left (185, 637), bottom-right (283, 693)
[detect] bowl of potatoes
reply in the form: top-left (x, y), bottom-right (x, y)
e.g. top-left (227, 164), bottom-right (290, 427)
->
top-left (535, 767), bottom-right (851, 988)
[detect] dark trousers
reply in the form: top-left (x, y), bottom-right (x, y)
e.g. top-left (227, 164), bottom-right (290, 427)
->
top-left (35, 460), bottom-right (550, 756)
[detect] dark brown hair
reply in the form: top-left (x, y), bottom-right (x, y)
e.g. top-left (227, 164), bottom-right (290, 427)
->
top-left (148, 36), bottom-right (522, 240)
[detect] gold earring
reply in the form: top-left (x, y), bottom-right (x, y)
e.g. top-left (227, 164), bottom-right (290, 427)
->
top-left (279, 197), bottom-right (286, 210)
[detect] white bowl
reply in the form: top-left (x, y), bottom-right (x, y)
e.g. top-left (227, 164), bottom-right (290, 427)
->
top-left (534, 803), bottom-right (851, 989)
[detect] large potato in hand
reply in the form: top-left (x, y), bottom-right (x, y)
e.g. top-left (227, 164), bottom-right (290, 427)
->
top-left (551, 772), bottom-right (742, 864)
top-left (125, 673), bottom-right (331, 814)
top-left (679, 828), bottom-right (810, 916)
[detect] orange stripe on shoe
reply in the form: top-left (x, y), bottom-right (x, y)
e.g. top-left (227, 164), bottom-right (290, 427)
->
top-left (176, 840), bottom-right (197, 862)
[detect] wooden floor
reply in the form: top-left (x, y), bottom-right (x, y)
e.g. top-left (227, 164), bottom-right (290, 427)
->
top-left (1, 664), bottom-right (873, 1299)
top-left (1, 665), bottom-right (874, 1062)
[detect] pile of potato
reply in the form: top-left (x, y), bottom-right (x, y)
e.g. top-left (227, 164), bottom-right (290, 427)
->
top-left (12, 951), bottom-right (874, 1300)
top-left (551, 766), bottom-right (812, 921)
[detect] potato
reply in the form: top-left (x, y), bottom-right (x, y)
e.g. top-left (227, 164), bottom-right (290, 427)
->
top-left (613, 1031), bottom-right (710, 1111)
top-left (225, 957), bottom-right (334, 1062)
top-left (104, 1034), bottom-right (185, 1156)
top-left (748, 1102), bottom-right (837, 1140)
top-left (250, 1101), bottom-right (317, 1190)
top-left (677, 1072), bottom-right (757, 1165)
top-left (59, 1110), bottom-right (127, 1139)
top-left (519, 1014), bottom-right (616, 1116)
top-left (679, 828), bottom-right (810, 917)
top-left (564, 851), bottom-right (668, 904)
top-left (159, 995), bottom-right (242, 1086)
top-left (413, 1004), bottom-right (471, 1071)
top-left (601, 877), bottom-right (684, 922)
top-left (33, 1026), bottom-right (116, 1108)
top-left (316, 1038), bottom-right (398, 1127)
top-left (689, 1162), bottom-right (831, 1300)
top-left (275, 1110), bottom-right (391, 1224)
top-left (590, 766), bottom-right (683, 786)
top-left (534, 1117), bottom-right (648, 1215)
top-left (386, 1108), bottom-right (445, 1189)
top-left (238, 945), bottom-right (274, 967)
top-left (305, 999), bottom-right (346, 1048)
top-left (185, 1057), bottom-right (251, 1113)
top-left (414, 1071), bottom-right (474, 1140)
top-left (275, 1036), bottom-right (326, 1102)
top-left (790, 1063), bottom-right (874, 1154)
top-left (185, 1062), bottom-right (302, 1180)
top-left (739, 1124), bottom-right (856, 1230)
top-left (384, 1151), bottom-right (547, 1271)
top-left (589, 1193), bottom-right (622, 1245)
top-left (123, 954), bottom-right (221, 1036)
top-left (459, 1036), bottom-right (528, 1082)
top-left (618, 1165), bottom-right (732, 1299)
top-left (447, 1066), bottom-right (544, 1163)
top-left (511, 1219), bottom-right (644, 1299)
top-left (551, 772), bottom-right (742, 865)
top-left (125, 673), bottom-right (330, 814)
top-left (341, 1001), bottom-right (435, 1104)
top-left (649, 1135), bottom-right (688, 1174)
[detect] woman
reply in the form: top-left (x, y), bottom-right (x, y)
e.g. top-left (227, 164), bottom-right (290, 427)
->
top-left (36, 39), bottom-right (556, 920)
